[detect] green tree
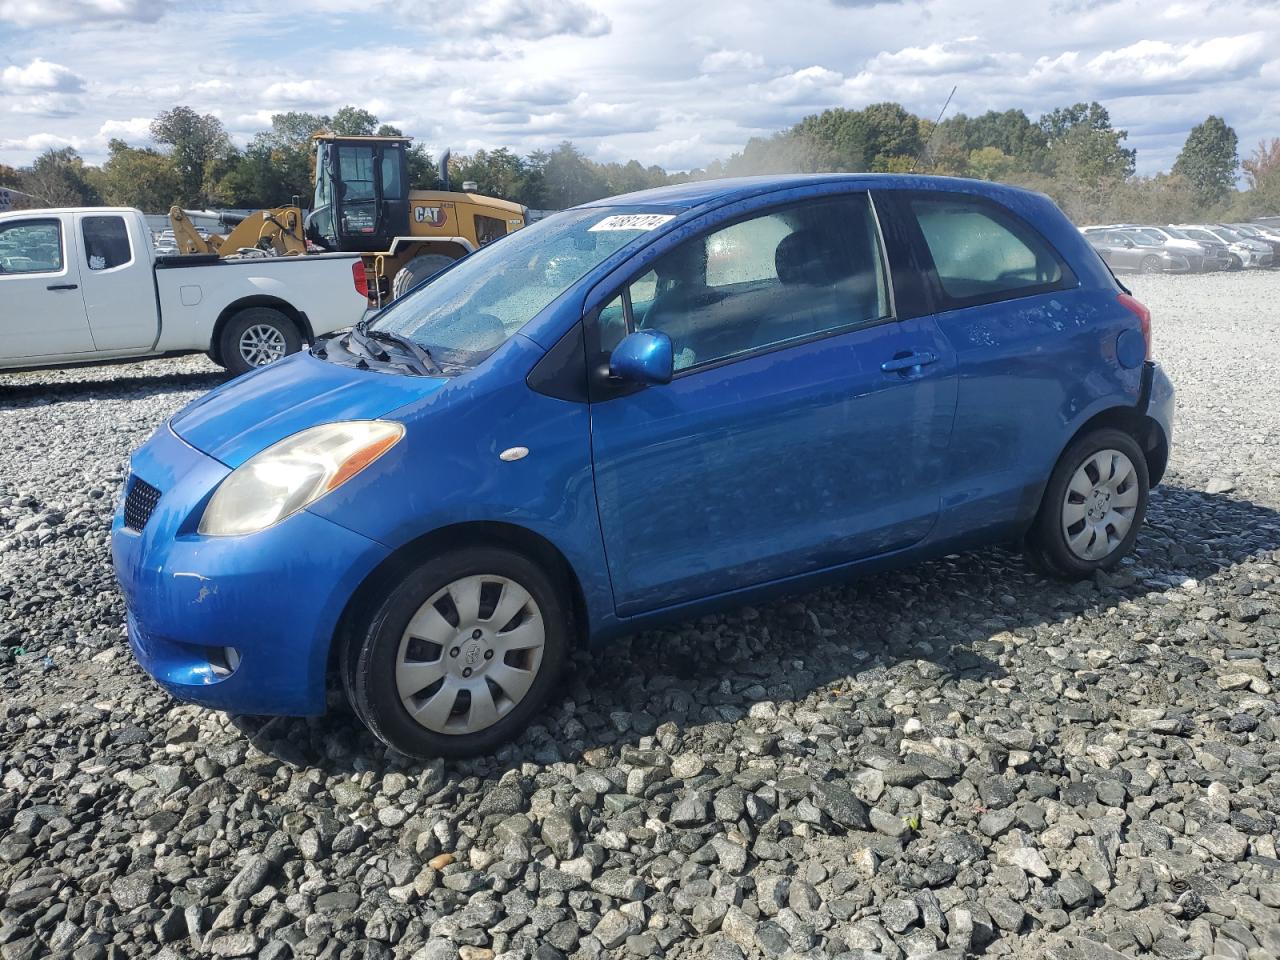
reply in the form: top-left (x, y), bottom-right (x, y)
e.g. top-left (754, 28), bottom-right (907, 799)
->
top-left (966, 146), bottom-right (1017, 182)
top-left (98, 139), bottom-right (184, 211)
top-left (1237, 138), bottom-right (1280, 215)
top-left (538, 142), bottom-right (608, 208)
top-left (150, 106), bottom-right (232, 206)
top-left (1039, 101), bottom-right (1135, 180)
top-left (20, 148), bottom-right (101, 207)
top-left (330, 106), bottom-right (378, 136)
top-left (1173, 115), bottom-right (1238, 208)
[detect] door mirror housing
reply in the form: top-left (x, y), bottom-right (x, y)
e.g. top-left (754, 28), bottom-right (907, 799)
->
top-left (610, 330), bottom-right (673, 385)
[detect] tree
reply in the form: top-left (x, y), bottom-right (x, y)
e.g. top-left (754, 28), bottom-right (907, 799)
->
top-left (538, 142), bottom-right (609, 208)
top-left (966, 146), bottom-right (1017, 182)
top-left (1238, 138), bottom-right (1280, 215)
top-left (1173, 116), bottom-right (1238, 208)
top-left (20, 148), bottom-right (101, 207)
top-left (1039, 101), bottom-right (1136, 180)
top-left (150, 106), bottom-right (231, 206)
top-left (98, 139), bottom-right (183, 211)
top-left (330, 107), bottom-right (378, 136)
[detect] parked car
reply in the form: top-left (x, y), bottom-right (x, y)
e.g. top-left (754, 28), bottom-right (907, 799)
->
top-left (1226, 223), bottom-right (1280, 261)
top-left (1150, 226), bottom-right (1233, 271)
top-left (0, 207), bottom-right (367, 375)
top-left (1085, 228), bottom-right (1193, 273)
top-left (1173, 224), bottom-right (1273, 269)
top-left (113, 175), bottom-right (1174, 757)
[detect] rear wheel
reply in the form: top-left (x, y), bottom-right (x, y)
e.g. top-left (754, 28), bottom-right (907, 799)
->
top-left (218, 307), bottom-right (301, 376)
top-left (344, 546), bottom-right (568, 758)
top-left (391, 254), bottom-right (455, 301)
top-left (1024, 428), bottom-right (1149, 579)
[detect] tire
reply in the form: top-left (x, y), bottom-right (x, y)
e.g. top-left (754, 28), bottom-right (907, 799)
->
top-left (1228, 254), bottom-right (1243, 271)
top-left (344, 546), bottom-right (568, 758)
top-left (218, 307), bottom-right (301, 376)
top-left (1024, 427), bottom-right (1149, 580)
top-left (1139, 255), bottom-right (1161, 274)
top-left (390, 254), bottom-right (455, 301)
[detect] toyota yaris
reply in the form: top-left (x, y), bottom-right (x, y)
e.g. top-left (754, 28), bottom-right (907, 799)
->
top-left (112, 174), bottom-right (1174, 757)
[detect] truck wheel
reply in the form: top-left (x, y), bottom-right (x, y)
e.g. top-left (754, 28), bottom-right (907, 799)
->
top-left (344, 546), bottom-right (568, 758)
top-left (219, 307), bottom-right (301, 376)
top-left (1024, 428), bottom-right (1149, 580)
top-left (391, 255), bottom-right (454, 301)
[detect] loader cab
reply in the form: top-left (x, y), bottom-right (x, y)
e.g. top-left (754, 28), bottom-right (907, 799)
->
top-left (306, 135), bottom-right (411, 253)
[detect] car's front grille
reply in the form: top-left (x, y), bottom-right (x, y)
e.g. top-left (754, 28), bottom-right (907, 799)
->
top-left (123, 476), bottom-right (162, 531)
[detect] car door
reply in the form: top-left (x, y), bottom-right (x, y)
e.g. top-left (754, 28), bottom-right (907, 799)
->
top-left (0, 215), bottom-right (93, 359)
top-left (901, 190), bottom-right (1095, 540)
top-left (586, 190), bottom-right (958, 617)
top-left (76, 212), bottom-right (157, 351)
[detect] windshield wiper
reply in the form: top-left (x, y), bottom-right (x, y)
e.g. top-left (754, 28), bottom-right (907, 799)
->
top-left (347, 321), bottom-right (391, 363)
top-left (364, 327), bottom-right (444, 376)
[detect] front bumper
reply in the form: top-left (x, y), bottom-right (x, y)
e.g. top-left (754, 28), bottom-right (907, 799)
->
top-left (111, 423), bottom-right (391, 716)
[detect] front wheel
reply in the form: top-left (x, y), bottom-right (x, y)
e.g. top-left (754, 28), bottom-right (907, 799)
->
top-left (1139, 255), bottom-right (1162, 274)
top-left (344, 547), bottom-right (568, 758)
top-left (1024, 428), bottom-right (1149, 579)
top-left (219, 307), bottom-right (301, 376)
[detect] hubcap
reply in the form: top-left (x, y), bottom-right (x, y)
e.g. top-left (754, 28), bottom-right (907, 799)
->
top-left (1062, 448), bottom-right (1140, 561)
top-left (395, 574), bottom-right (545, 735)
top-left (239, 324), bottom-right (287, 367)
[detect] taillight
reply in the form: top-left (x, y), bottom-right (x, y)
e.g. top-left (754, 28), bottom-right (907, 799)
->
top-left (1117, 292), bottom-right (1151, 360)
top-left (352, 260), bottom-right (368, 298)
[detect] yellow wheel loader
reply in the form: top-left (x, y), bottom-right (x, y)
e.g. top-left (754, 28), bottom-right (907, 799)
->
top-left (307, 135), bottom-right (527, 306)
top-left (169, 134), bottom-right (528, 306)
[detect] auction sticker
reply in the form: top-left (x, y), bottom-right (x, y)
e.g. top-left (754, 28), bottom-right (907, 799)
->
top-left (589, 214), bottom-right (674, 232)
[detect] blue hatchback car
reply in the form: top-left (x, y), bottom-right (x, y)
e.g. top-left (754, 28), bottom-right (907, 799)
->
top-left (112, 175), bottom-right (1174, 757)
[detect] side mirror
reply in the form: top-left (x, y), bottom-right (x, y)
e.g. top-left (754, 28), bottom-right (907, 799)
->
top-left (610, 330), bottom-right (673, 385)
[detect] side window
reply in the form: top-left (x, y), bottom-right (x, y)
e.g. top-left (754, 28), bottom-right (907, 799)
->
top-left (603, 195), bottom-right (890, 373)
top-left (910, 196), bottom-right (1064, 303)
top-left (475, 215), bottom-right (508, 246)
top-left (0, 219), bottom-right (63, 274)
top-left (82, 215), bottom-right (132, 271)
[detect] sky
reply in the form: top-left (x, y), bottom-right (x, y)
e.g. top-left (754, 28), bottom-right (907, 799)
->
top-left (0, 0), bottom-right (1277, 176)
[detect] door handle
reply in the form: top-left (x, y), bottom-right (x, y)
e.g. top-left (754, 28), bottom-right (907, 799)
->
top-left (881, 351), bottom-right (938, 373)
top-left (46, 283), bottom-right (78, 291)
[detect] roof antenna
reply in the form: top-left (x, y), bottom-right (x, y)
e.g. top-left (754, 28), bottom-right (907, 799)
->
top-left (912, 85), bottom-right (957, 173)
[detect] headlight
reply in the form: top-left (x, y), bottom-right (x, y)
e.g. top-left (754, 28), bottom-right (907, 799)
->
top-left (198, 420), bottom-right (404, 536)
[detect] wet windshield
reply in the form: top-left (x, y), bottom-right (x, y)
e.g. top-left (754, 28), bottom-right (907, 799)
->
top-left (370, 207), bottom-right (669, 366)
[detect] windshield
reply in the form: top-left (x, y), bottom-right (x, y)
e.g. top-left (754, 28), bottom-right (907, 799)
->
top-left (371, 207), bottom-right (670, 365)
top-left (1165, 227), bottom-right (1193, 241)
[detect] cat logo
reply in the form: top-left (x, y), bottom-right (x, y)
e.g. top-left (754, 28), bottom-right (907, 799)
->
top-left (414, 206), bottom-right (447, 227)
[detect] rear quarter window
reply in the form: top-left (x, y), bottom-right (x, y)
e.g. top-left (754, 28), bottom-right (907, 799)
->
top-left (909, 195), bottom-right (1069, 305)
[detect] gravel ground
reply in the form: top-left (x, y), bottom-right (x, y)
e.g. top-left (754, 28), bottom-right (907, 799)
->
top-left (1, 272), bottom-right (1278, 960)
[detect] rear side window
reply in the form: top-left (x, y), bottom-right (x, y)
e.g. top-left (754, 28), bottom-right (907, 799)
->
top-left (82, 215), bottom-right (132, 271)
top-left (910, 195), bottom-right (1066, 304)
top-left (0, 219), bottom-right (63, 274)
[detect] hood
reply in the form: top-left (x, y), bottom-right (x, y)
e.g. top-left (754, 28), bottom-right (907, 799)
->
top-left (170, 352), bottom-right (445, 467)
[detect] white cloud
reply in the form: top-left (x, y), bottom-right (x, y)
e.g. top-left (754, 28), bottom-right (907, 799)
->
top-left (1, 0), bottom-right (1278, 176)
top-left (97, 117), bottom-right (153, 140)
top-left (0, 132), bottom-right (83, 152)
top-left (867, 39), bottom-right (997, 75)
top-left (0, 0), bottom-right (168, 26)
top-left (1, 59), bottom-right (87, 94)
top-left (701, 50), bottom-right (766, 74)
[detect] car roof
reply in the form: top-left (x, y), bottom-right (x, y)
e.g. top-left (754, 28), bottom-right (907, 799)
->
top-left (576, 173), bottom-right (1042, 212)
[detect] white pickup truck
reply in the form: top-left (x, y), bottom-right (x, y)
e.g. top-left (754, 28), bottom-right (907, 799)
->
top-left (0, 206), bottom-right (368, 375)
